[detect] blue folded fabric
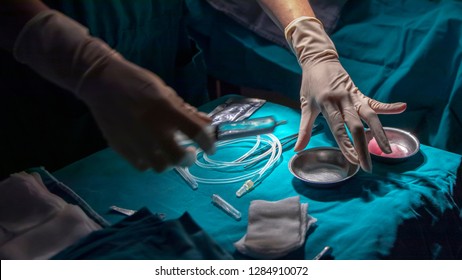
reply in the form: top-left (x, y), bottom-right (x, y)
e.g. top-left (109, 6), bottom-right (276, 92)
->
top-left (27, 167), bottom-right (109, 228)
top-left (27, 167), bottom-right (232, 260)
top-left (52, 209), bottom-right (234, 260)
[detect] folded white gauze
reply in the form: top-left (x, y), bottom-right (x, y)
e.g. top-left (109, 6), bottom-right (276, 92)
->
top-left (234, 196), bottom-right (316, 259)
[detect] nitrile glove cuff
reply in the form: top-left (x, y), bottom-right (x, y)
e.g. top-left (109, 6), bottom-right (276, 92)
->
top-left (13, 10), bottom-right (114, 96)
top-left (284, 16), bottom-right (339, 66)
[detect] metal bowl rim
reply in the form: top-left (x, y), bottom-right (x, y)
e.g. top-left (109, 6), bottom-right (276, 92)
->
top-left (288, 147), bottom-right (360, 185)
top-left (365, 127), bottom-right (420, 159)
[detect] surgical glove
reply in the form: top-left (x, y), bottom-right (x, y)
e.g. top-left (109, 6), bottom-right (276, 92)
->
top-left (285, 17), bottom-right (406, 172)
top-left (13, 10), bottom-right (215, 172)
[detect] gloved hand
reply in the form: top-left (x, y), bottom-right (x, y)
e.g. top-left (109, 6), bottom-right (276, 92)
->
top-left (285, 17), bottom-right (406, 172)
top-left (13, 10), bottom-right (215, 172)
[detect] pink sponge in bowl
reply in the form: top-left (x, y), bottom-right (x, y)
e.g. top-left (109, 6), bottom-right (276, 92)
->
top-left (365, 127), bottom-right (420, 163)
top-left (368, 138), bottom-right (410, 158)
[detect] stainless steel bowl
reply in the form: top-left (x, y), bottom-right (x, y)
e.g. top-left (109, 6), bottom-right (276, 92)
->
top-left (289, 147), bottom-right (360, 187)
top-left (365, 127), bottom-right (420, 163)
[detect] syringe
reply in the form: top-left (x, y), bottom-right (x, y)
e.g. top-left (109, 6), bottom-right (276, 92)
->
top-left (215, 116), bottom-right (286, 140)
top-left (175, 116), bottom-right (286, 144)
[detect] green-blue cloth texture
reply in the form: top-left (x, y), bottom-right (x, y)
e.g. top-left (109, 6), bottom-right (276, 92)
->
top-left (54, 95), bottom-right (462, 259)
top-left (51, 209), bottom-right (233, 260)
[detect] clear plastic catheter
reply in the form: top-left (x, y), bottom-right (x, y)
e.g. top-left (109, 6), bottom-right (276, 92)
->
top-left (173, 133), bottom-right (282, 198)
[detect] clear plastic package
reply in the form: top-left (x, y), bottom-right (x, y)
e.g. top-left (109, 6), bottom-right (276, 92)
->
top-left (208, 97), bottom-right (266, 126)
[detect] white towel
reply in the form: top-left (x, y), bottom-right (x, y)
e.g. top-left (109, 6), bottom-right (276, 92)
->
top-left (234, 196), bottom-right (316, 259)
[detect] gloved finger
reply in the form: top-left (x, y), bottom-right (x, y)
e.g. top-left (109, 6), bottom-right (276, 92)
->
top-left (146, 149), bottom-right (171, 173)
top-left (321, 102), bottom-right (359, 165)
top-left (343, 106), bottom-right (372, 173)
top-left (167, 90), bottom-right (210, 122)
top-left (111, 143), bottom-right (150, 171)
top-left (294, 98), bottom-right (320, 152)
top-left (183, 103), bottom-right (211, 123)
top-left (175, 110), bottom-right (216, 155)
top-left (357, 105), bottom-right (392, 154)
top-left (192, 126), bottom-right (216, 155)
top-left (158, 132), bottom-right (196, 167)
top-left (368, 99), bottom-right (407, 114)
top-left (109, 126), bottom-right (164, 172)
top-left (178, 146), bottom-right (198, 167)
top-left (197, 111), bottom-right (212, 123)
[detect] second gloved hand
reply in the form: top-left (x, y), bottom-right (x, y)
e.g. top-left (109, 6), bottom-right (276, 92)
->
top-left (285, 17), bottom-right (406, 172)
top-left (13, 10), bottom-right (215, 172)
top-left (78, 54), bottom-right (215, 172)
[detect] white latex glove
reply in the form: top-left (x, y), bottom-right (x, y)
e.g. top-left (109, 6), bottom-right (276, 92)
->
top-left (13, 10), bottom-right (215, 172)
top-left (285, 17), bottom-right (406, 172)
